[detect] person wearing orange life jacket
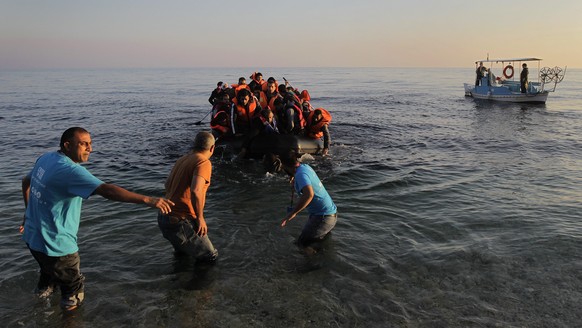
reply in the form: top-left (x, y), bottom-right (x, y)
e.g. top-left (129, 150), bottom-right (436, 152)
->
top-left (281, 103), bottom-right (305, 135)
top-left (262, 76), bottom-right (278, 93)
top-left (301, 100), bottom-right (314, 118)
top-left (300, 89), bottom-right (311, 103)
top-left (210, 110), bottom-right (232, 139)
top-left (248, 72), bottom-right (266, 93)
top-left (231, 89), bottom-right (263, 160)
top-left (210, 93), bottom-right (233, 138)
top-left (277, 84), bottom-right (306, 135)
top-left (263, 79), bottom-right (286, 132)
top-left (253, 88), bottom-right (268, 109)
top-left (282, 81), bottom-right (303, 103)
top-left (211, 93), bottom-right (231, 117)
top-left (231, 88), bottom-right (260, 136)
top-left (264, 77), bottom-right (282, 111)
top-left (231, 77), bottom-right (251, 97)
top-left (305, 108), bottom-right (332, 156)
top-left (248, 73), bottom-right (267, 109)
top-left (299, 90), bottom-right (313, 114)
top-left (282, 83), bottom-right (302, 109)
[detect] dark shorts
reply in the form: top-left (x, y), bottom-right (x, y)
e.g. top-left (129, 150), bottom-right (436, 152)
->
top-left (157, 213), bottom-right (218, 262)
top-left (298, 213), bottom-right (337, 246)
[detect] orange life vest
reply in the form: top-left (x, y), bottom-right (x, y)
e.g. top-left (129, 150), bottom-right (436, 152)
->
top-left (232, 97), bottom-right (258, 129)
top-left (266, 92), bottom-right (282, 111)
top-left (210, 111), bottom-right (231, 135)
top-left (250, 72), bottom-right (266, 90)
top-left (232, 83), bottom-right (251, 97)
top-left (255, 90), bottom-right (268, 109)
top-left (287, 92), bottom-right (302, 108)
top-left (294, 104), bottom-right (306, 130)
top-left (306, 108), bottom-right (331, 139)
top-left (283, 103), bottom-right (306, 132)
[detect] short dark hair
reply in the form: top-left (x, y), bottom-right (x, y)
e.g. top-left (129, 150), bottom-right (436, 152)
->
top-left (60, 127), bottom-right (89, 149)
top-left (280, 151), bottom-right (300, 168)
top-left (237, 88), bottom-right (252, 102)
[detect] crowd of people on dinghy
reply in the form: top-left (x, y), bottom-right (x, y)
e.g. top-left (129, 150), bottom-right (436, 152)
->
top-left (207, 72), bottom-right (332, 158)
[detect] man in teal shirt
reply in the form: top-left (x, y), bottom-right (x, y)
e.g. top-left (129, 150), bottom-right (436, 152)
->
top-left (280, 153), bottom-right (337, 249)
top-left (22, 127), bottom-right (174, 311)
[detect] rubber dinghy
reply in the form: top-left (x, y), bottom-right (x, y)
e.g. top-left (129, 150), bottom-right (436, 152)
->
top-left (215, 133), bottom-right (324, 159)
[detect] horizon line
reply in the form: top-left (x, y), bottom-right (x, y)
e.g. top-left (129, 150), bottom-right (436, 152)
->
top-left (2, 65), bottom-right (579, 71)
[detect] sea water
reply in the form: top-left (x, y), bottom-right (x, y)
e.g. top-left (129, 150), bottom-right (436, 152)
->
top-left (0, 67), bottom-right (581, 327)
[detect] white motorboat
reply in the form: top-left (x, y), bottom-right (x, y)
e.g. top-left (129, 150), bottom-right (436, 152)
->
top-left (464, 57), bottom-right (565, 104)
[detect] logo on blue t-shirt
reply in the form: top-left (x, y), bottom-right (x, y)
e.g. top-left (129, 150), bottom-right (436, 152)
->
top-left (36, 167), bottom-right (45, 180)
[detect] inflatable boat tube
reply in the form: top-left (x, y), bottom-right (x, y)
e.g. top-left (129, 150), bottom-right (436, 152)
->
top-left (216, 133), bottom-right (324, 158)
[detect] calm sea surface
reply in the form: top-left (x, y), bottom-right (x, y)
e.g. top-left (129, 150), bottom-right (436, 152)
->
top-left (1, 67), bottom-right (581, 327)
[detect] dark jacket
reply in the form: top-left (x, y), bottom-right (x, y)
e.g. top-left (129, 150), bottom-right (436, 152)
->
top-left (520, 68), bottom-right (529, 83)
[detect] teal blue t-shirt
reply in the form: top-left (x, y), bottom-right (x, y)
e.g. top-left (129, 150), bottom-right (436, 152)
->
top-left (294, 164), bottom-right (337, 216)
top-left (23, 151), bottom-right (104, 256)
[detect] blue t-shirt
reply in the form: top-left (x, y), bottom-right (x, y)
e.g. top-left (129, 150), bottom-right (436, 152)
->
top-left (23, 151), bottom-right (104, 256)
top-left (294, 164), bottom-right (337, 216)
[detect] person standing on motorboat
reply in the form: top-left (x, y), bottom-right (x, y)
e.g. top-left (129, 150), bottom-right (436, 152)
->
top-left (475, 62), bottom-right (486, 86)
top-left (520, 63), bottom-right (529, 93)
top-left (486, 68), bottom-right (497, 86)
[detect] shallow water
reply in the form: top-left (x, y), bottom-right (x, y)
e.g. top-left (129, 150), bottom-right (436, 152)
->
top-left (1, 67), bottom-right (581, 327)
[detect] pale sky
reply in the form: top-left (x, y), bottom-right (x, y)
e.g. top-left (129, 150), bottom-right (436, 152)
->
top-left (1, 0), bottom-right (581, 69)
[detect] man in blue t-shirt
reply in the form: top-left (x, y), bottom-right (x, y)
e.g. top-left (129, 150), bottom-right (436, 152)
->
top-left (21, 127), bottom-right (174, 311)
top-left (280, 153), bottom-right (337, 249)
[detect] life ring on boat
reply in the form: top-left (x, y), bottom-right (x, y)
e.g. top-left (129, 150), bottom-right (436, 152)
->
top-left (503, 65), bottom-right (514, 79)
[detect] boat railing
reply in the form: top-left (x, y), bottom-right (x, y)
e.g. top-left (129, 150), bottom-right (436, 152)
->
top-left (500, 80), bottom-right (520, 92)
top-left (500, 80), bottom-right (545, 94)
top-left (529, 81), bottom-right (544, 94)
